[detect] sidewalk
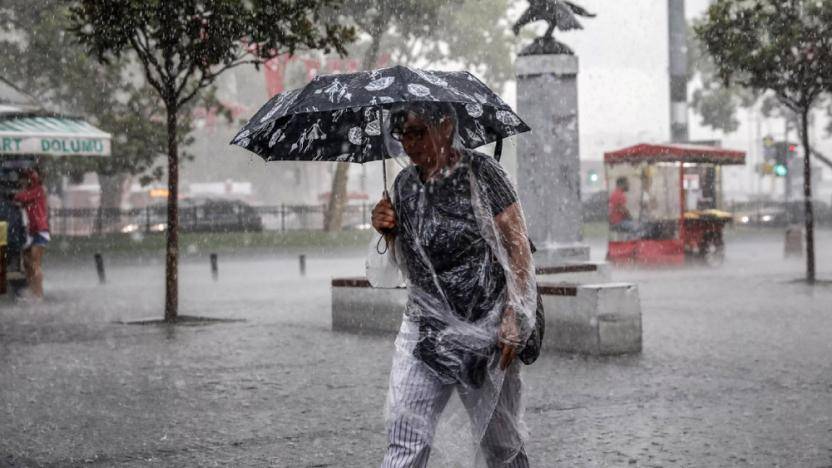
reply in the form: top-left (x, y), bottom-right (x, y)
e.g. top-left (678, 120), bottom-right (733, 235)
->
top-left (1, 230), bottom-right (832, 467)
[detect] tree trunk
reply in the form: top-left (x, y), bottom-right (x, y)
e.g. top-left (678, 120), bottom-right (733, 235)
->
top-left (164, 101), bottom-right (180, 321)
top-left (99, 174), bottom-right (129, 209)
top-left (323, 27), bottom-right (385, 232)
top-left (324, 162), bottom-right (350, 231)
top-left (99, 173), bottom-right (129, 232)
top-left (800, 109), bottom-right (815, 283)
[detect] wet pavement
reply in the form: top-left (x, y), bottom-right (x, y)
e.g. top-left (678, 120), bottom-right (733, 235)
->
top-left (2, 230), bottom-right (832, 467)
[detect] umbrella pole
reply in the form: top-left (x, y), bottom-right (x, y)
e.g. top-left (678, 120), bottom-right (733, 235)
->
top-left (382, 157), bottom-right (388, 198)
top-left (378, 107), bottom-right (393, 251)
top-left (380, 105), bottom-right (389, 199)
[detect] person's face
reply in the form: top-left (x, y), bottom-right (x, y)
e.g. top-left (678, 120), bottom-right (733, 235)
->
top-left (620, 179), bottom-right (629, 192)
top-left (397, 113), bottom-right (452, 168)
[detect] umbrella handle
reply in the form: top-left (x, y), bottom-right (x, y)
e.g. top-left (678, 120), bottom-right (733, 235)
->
top-left (382, 155), bottom-right (388, 197)
top-left (380, 102), bottom-right (391, 245)
top-left (494, 138), bottom-right (503, 161)
top-left (380, 104), bottom-right (388, 195)
top-left (379, 168), bottom-right (392, 251)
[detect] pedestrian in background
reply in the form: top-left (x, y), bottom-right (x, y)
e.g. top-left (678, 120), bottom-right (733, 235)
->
top-left (13, 166), bottom-right (49, 300)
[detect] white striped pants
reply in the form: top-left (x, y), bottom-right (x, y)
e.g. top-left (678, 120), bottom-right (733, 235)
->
top-left (381, 322), bottom-right (529, 468)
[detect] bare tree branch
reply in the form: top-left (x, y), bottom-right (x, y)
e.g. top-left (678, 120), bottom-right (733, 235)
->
top-left (128, 36), bottom-right (165, 97)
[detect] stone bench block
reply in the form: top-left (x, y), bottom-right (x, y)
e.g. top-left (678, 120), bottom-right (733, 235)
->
top-left (331, 278), bottom-right (406, 333)
top-left (331, 277), bottom-right (642, 356)
top-left (540, 281), bottom-right (641, 355)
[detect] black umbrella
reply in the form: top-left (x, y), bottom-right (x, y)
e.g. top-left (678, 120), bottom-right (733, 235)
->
top-left (231, 65), bottom-right (530, 191)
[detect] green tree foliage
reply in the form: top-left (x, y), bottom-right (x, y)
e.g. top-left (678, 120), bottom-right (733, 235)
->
top-left (68, 0), bottom-right (355, 321)
top-left (687, 20), bottom-right (815, 138)
top-left (393, 0), bottom-right (515, 90)
top-left (686, 21), bottom-right (754, 133)
top-left (696, 0), bottom-right (832, 283)
top-left (341, 0), bottom-right (453, 69)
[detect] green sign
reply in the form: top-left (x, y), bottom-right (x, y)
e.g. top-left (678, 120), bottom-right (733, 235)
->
top-left (0, 115), bottom-right (111, 157)
top-left (1, 137), bottom-right (23, 153)
top-left (0, 135), bottom-right (109, 156)
top-left (40, 138), bottom-right (105, 154)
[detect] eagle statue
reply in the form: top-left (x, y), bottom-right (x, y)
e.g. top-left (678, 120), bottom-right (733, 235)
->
top-left (513, 0), bottom-right (596, 55)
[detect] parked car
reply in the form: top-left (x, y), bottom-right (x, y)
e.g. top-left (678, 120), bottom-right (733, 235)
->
top-left (125, 198), bottom-right (263, 233)
top-left (732, 200), bottom-right (830, 227)
top-left (186, 198), bottom-right (263, 233)
top-left (733, 207), bottom-right (788, 226)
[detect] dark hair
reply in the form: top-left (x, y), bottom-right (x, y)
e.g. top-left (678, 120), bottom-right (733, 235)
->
top-left (616, 177), bottom-right (628, 187)
top-left (390, 102), bottom-right (457, 136)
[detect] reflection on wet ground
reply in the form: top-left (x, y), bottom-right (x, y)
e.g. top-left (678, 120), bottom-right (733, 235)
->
top-left (1, 230), bottom-right (831, 467)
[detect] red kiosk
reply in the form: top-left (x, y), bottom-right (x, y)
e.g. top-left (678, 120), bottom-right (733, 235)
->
top-left (603, 143), bottom-right (745, 266)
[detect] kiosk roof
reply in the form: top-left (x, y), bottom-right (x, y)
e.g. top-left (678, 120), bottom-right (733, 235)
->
top-left (604, 143), bottom-right (745, 165)
top-left (0, 109), bottom-right (111, 157)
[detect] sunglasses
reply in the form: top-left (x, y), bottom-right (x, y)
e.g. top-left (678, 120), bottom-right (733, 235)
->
top-left (390, 125), bottom-right (428, 142)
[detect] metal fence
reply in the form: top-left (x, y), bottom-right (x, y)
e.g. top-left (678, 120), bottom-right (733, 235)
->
top-left (47, 199), bottom-right (832, 236)
top-left (48, 203), bottom-right (374, 236)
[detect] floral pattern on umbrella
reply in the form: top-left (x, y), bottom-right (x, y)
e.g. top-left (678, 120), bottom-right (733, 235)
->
top-left (231, 65), bottom-right (530, 164)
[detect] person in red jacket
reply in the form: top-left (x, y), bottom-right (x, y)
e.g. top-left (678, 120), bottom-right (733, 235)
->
top-left (608, 176), bottom-right (637, 234)
top-left (14, 167), bottom-right (49, 299)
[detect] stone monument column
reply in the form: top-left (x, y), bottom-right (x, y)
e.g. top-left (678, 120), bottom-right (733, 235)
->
top-left (516, 53), bottom-right (590, 267)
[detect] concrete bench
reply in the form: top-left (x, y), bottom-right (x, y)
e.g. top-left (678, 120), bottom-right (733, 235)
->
top-left (331, 277), bottom-right (641, 355)
top-left (331, 278), bottom-right (407, 333)
top-left (539, 281), bottom-right (641, 355)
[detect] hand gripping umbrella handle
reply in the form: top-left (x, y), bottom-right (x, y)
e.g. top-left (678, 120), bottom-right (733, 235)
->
top-left (377, 186), bottom-right (393, 253)
top-left (377, 105), bottom-right (394, 249)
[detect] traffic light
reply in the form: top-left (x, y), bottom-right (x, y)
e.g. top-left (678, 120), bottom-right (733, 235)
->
top-left (773, 162), bottom-right (788, 177)
top-left (587, 169), bottom-right (599, 185)
top-left (771, 141), bottom-right (798, 177)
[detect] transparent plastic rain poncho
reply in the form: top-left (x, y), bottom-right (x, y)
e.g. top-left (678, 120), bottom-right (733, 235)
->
top-left (377, 103), bottom-right (538, 466)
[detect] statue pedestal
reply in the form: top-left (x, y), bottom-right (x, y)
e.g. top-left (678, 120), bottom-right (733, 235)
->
top-left (515, 53), bottom-right (589, 268)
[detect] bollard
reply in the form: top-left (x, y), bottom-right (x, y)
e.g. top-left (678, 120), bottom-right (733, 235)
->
top-left (94, 253), bottom-right (106, 284)
top-left (210, 253), bottom-right (218, 281)
top-left (1, 221), bottom-right (6, 295)
top-left (0, 246), bottom-right (6, 296)
top-left (784, 225), bottom-right (803, 258)
top-left (299, 254), bottom-right (306, 277)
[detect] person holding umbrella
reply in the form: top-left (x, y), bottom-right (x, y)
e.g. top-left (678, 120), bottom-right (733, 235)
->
top-left (231, 65), bottom-right (538, 466)
top-left (373, 102), bottom-right (537, 467)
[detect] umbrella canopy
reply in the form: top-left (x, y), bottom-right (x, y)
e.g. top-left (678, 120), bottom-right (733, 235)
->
top-left (231, 65), bottom-right (529, 164)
